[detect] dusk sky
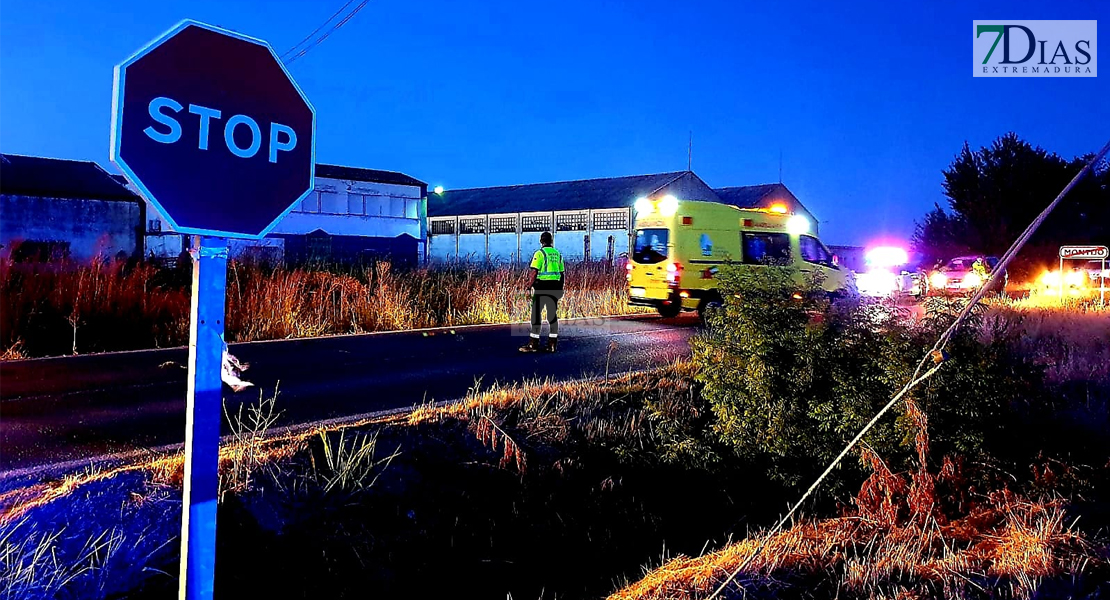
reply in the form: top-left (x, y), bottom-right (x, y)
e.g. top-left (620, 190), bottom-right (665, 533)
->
top-left (1, 0), bottom-right (1106, 245)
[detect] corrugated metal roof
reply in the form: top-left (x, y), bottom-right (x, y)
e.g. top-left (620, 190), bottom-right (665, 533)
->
top-left (316, 163), bottom-right (426, 188)
top-left (428, 171), bottom-right (698, 216)
top-left (0, 154), bottom-right (139, 201)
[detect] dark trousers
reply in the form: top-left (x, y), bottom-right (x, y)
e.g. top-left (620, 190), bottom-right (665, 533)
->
top-left (529, 289), bottom-right (562, 339)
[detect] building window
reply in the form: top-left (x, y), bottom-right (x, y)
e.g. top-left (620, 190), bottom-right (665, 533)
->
top-left (430, 220), bottom-right (455, 235)
top-left (301, 192), bottom-right (320, 213)
top-left (405, 199), bottom-right (419, 219)
top-left (347, 194), bottom-right (365, 215)
top-left (593, 210), bottom-right (629, 231)
top-left (522, 215), bottom-right (552, 233)
top-left (389, 197), bottom-right (406, 217)
top-left (556, 212), bottom-right (588, 231)
top-left (489, 216), bottom-right (517, 234)
top-left (320, 191), bottom-right (345, 214)
top-left (365, 196), bottom-right (387, 216)
top-left (459, 217), bottom-right (486, 234)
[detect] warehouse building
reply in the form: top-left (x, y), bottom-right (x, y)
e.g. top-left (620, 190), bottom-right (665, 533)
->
top-left (426, 171), bottom-right (817, 263)
top-left (257, 163), bottom-right (426, 264)
top-left (0, 154), bottom-right (143, 262)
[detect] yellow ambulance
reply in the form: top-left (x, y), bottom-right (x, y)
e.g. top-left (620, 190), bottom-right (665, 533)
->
top-left (626, 195), bottom-right (853, 318)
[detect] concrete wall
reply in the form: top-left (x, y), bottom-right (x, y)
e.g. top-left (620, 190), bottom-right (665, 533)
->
top-left (429, 207), bottom-right (632, 264)
top-left (0, 194), bottom-right (140, 261)
top-left (488, 233), bottom-right (519, 263)
top-left (457, 234), bottom-right (486, 261)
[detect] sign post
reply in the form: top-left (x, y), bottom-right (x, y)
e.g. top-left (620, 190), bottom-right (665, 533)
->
top-left (110, 20), bottom-right (315, 600)
top-left (1059, 245), bottom-right (1109, 306)
top-left (181, 236), bottom-right (227, 600)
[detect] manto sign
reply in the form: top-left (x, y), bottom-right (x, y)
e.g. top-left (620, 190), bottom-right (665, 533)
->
top-left (1060, 245), bottom-right (1109, 260)
top-left (973, 20), bottom-right (1096, 77)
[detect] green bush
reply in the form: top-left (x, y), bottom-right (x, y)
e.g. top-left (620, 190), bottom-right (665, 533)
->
top-left (691, 265), bottom-right (1044, 492)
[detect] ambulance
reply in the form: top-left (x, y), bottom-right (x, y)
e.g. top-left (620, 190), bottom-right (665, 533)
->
top-left (626, 195), bottom-right (853, 318)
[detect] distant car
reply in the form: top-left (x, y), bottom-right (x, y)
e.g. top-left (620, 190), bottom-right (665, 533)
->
top-left (1081, 259), bottom-right (1109, 287)
top-left (928, 255), bottom-right (1006, 295)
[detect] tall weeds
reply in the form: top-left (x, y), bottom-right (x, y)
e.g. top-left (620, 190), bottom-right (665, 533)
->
top-left (1, 258), bottom-right (640, 358)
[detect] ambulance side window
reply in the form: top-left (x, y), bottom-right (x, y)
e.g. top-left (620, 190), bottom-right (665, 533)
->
top-left (742, 233), bottom-right (790, 265)
top-left (800, 235), bottom-right (834, 267)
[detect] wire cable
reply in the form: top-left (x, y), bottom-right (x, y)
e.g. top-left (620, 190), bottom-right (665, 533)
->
top-left (705, 137), bottom-right (1110, 600)
top-left (284, 0), bottom-right (371, 65)
top-left (281, 0), bottom-right (358, 61)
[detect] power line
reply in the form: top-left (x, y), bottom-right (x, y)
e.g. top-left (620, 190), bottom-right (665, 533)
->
top-left (282, 0), bottom-right (372, 65)
top-left (282, 0), bottom-right (357, 60)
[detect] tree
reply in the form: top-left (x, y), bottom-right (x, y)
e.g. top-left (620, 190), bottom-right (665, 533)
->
top-left (915, 133), bottom-right (1110, 279)
top-left (911, 204), bottom-right (969, 269)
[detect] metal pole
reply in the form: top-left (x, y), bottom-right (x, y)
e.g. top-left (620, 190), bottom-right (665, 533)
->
top-left (1059, 255), bottom-right (1063, 302)
top-left (1102, 257), bottom-right (1107, 308)
top-left (179, 235), bottom-right (228, 600)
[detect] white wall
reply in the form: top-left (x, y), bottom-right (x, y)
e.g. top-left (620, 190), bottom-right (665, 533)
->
top-left (488, 233), bottom-right (519, 263)
top-left (274, 177), bottom-right (421, 239)
top-left (457, 235), bottom-right (486, 261)
top-left (428, 208), bottom-right (632, 264)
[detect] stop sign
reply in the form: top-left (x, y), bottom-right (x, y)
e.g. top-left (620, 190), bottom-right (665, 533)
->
top-left (111, 20), bottom-right (315, 239)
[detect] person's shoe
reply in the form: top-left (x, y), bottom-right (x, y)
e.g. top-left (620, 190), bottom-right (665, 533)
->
top-left (546, 338), bottom-right (558, 353)
top-left (519, 338), bottom-right (541, 353)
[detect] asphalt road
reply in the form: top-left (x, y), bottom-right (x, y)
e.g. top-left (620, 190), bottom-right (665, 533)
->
top-left (0, 316), bottom-right (696, 472)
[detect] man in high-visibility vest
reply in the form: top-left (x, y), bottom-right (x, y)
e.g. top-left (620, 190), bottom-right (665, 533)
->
top-left (520, 231), bottom-right (565, 353)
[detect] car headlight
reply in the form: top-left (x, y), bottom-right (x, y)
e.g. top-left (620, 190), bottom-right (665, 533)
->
top-left (930, 272), bottom-right (947, 289)
top-left (1064, 270), bottom-right (1085, 287)
top-left (964, 272), bottom-right (983, 287)
top-left (1040, 270), bottom-right (1061, 287)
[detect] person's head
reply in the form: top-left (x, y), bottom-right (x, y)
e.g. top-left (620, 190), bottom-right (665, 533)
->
top-left (540, 231), bottom-right (553, 247)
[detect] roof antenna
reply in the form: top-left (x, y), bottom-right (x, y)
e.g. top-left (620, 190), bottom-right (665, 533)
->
top-left (688, 131), bottom-right (693, 171)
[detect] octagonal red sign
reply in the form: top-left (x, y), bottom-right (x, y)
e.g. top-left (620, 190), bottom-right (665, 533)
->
top-left (111, 20), bottom-right (316, 239)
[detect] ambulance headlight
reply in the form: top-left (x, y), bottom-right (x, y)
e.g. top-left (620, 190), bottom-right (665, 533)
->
top-left (964, 272), bottom-right (982, 288)
top-left (786, 214), bottom-right (810, 235)
top-left (659, 195), bottom-right (679, 217)
top-left (930, 272), bottom-right (947, 289)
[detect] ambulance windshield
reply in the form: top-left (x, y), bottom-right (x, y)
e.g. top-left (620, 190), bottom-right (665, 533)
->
top-left (633, 228), bottom-right (669, 264)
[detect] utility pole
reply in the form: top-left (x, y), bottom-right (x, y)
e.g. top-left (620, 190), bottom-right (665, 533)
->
top-left (688, 131), bottom-right (693, 171)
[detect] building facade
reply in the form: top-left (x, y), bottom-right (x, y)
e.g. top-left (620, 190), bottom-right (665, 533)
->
top-left (0, 154), bottom-right (143, 262)
top-left (427, 171), bottom-right (818, 264)
top-left (140, 163), bottom-right (427, 265)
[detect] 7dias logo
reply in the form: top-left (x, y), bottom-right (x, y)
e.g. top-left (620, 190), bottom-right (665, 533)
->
top-left (974, 20), bottom-right (1096, 77)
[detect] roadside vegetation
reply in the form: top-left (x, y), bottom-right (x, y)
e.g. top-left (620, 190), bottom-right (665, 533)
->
top-left (2, 266), bottom-right (1107, 598)
top-left (0, 257), bottom-right (640, 359)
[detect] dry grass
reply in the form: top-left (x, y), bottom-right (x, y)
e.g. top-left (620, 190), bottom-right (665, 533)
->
top-left (979, 299), bottom-right (1110, 387)
top-left (1, 258), bottom-right (643, 358)
top-left (609, 399), bottom-right (1104, 600)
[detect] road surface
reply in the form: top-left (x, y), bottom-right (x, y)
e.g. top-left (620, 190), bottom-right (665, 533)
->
top-left (0, 316), bottom-right (695, 472)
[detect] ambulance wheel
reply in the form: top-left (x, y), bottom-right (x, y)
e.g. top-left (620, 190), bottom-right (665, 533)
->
top-left (697, 295), bottom-right (724, 327)
top-left (656, 302), bottom-right (682, 318)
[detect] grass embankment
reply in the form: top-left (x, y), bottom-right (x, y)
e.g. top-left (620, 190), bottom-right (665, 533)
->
top-left (2, 281), bottom-right (1107, 599)
top-left (2, 363), bottom-right (786, 599)
top-left (0, 258), bottom-right (641, 358)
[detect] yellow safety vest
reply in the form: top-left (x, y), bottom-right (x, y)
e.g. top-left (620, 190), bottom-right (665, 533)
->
top-left (531, 247), bottom-right (564, 281)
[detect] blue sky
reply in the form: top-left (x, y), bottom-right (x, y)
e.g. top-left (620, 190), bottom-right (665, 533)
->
top-left (1, 0), bottom-right (1106, 244)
